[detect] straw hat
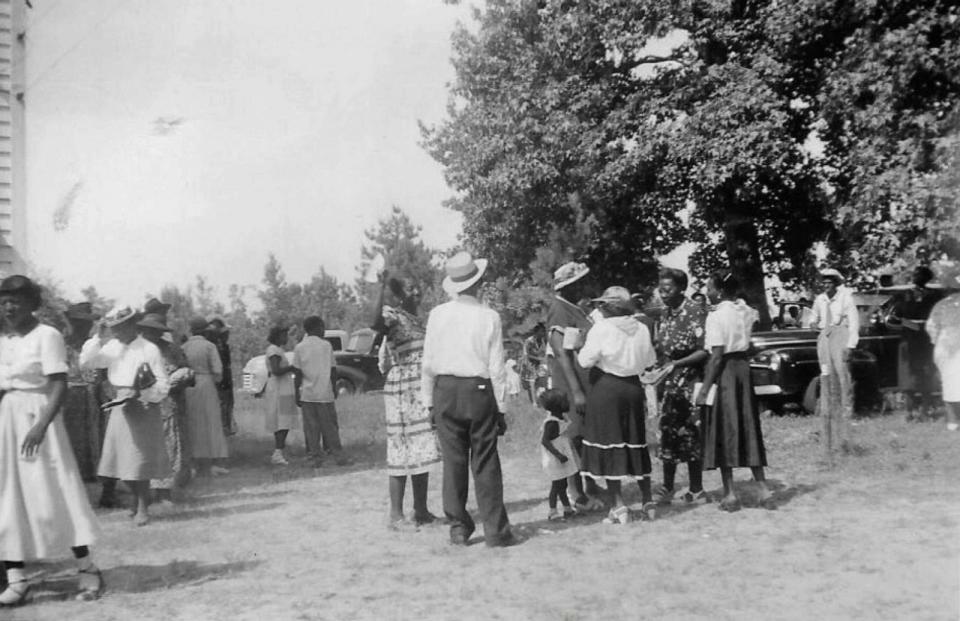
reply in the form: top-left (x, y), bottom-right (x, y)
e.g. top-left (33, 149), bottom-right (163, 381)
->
top-left (105, 306), bottom-right (139, 328)
top-left (553, 262), bottom-right (589, 291)
top-left (442, 251), bottom-right (489, 294)
top-left (819, 268), bottom-right (844, 283)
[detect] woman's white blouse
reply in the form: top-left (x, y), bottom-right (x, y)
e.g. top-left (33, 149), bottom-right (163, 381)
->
top-left (576, 316), bottom-right (656, 377)
top-left (0, 323), bottom-right (69, 390)
top-left (79, 335), bottom-right (169, 403)
top-left (704, 300), bottom-right (754, 353)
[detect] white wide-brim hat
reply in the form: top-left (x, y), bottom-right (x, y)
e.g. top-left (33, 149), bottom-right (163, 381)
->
top-left (442, 251), bottom-right (489, 294)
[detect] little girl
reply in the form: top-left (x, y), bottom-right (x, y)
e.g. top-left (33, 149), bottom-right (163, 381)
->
top-left (539, 389), bottom-right (581, 521)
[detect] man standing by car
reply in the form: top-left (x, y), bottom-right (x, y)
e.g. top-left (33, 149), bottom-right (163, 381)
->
top-left (891, 266), bottom-right (943, 421)
top-left (421, 251), bottom-right (515, 547)
top-left (809, 268), bottom-right (860, 465)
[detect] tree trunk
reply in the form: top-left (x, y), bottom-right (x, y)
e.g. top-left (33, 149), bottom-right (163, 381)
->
top-left (722, 205), bottom-right (772, 331)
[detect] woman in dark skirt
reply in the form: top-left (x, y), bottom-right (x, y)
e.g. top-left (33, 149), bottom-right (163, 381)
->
top-left (696, 272), bottom-right (773, 512)
top-left (576, 287), bottom-right (657, 524)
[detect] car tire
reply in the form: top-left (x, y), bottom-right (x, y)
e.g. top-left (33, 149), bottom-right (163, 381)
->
top-left (803, 376), bottom-right (820, 416)
top-left (335, 378), bottom-right (355, 397)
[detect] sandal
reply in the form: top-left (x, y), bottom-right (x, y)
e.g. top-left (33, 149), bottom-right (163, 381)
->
top-left (677, 488), bottom-right (710, 504)
top-left (637, 502), bottom-right (657, 521)
top-left (602, 506), bottom-right (631, 525)
top-left (76, 567), bottom-right (104, 602)
top-left (0, 580), bottom-right (31, 607)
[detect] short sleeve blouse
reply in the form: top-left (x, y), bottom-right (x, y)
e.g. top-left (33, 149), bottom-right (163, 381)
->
top-left (704, 301), bottom-right (752, 353)
top-left (0, 323), bottom-right (69, 390)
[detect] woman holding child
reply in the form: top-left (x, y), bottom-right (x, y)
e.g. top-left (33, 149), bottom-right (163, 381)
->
top-left (373, 273), bottom-right (441, 529)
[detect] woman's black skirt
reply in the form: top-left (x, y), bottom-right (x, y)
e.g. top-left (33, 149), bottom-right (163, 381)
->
top-left (581, 371), bottom-right (651, 481)
top-left (702, 353), bottom-right (767, 470)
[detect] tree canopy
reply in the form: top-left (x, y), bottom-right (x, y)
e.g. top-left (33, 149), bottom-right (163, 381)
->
top-left (424, 0), bottom-right (960, 324)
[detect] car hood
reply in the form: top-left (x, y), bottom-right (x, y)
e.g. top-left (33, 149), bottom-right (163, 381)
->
top-left (751, 329), bottom-right (821, 347)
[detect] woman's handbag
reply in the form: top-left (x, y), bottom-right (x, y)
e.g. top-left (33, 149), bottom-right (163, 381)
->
top-left (134, 362), bottom-right (157, 391)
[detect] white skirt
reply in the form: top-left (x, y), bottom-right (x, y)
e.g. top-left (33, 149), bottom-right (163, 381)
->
top-left (0, 390), bottom-right (99, 560)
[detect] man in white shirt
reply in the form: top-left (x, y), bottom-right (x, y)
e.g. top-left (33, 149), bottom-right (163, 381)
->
top-left (293, 316), bottom-right (350, 467)
top-left (808, 268), bottom-right (860, 463)
top-left (421, 251), bottom-right (514, 547)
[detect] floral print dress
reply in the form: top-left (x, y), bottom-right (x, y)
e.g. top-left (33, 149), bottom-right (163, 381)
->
top-left (655, 298), bottom-right (708, 464)
top-left (381, 306), bottom-right (441, 476)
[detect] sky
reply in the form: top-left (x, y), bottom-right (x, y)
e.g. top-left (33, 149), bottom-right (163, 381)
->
top-left (23, 0), bottom-right (468, 307)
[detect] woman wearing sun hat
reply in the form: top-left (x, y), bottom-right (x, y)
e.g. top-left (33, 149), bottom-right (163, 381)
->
top-left (138, 312), bottom-right (195, 501)
top-left (576, 286), bottom-right (657, 524)
top-left (81, 306), bottom-right (171, 527)
top-left (545, 261), bottom-right (605, 512)
top-left (0, 275), bottom-right (103, 605)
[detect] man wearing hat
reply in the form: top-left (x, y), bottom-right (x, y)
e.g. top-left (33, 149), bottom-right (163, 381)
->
top-left (545, 261), bottom-right (605, 512)
top-left (809, 267), bottom-right (860, 464)
top-left (421, 251), bottom-right (514, 547)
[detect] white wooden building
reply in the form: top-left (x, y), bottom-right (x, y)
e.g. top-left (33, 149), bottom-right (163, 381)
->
top-left (0, 0), bottom-right (25, 275)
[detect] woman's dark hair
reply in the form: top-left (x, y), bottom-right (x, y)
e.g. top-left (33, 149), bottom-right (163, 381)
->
top-left (388, 277), bottom-right (419, 314)
top-left (710, 270), bottom-right (740, 299)
top-left (538, 388), bottom-right (570, 414)
top-left (0, 275), bottom-right (42, 310)
top-left (303, 315), bottom-right (325, 334)
top-left (267, 325), bottom-right (289, 346)
top-left (658, 267), bottom-right (689, 292)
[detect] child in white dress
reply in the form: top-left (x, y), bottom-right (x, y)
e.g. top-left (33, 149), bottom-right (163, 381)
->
top-left (539, 389), bottom-right (581, 520)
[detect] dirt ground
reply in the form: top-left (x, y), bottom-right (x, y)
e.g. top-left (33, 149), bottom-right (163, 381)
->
top-left (6, 394), bottom-right (959, 621)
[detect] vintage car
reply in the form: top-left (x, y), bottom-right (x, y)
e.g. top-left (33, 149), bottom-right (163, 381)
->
top-left (750, 294), bottom-right (903, 414)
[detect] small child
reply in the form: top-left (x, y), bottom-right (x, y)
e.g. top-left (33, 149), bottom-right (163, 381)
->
top-left (539, 389), bottom-right (581, 521)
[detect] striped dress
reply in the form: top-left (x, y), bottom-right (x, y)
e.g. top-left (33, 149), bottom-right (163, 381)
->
top-left (380, 306), bottom-right (441, 476)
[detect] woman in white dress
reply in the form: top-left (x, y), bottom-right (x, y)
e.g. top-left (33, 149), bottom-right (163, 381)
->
top-left (81, 307), bottom-right (171, 527)
top-left (0, 276), bottom-right (102, 606)
top-left (926, 270), bottom-right (960, 432)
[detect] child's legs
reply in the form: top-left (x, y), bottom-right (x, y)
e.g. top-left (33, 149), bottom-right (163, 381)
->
top-left (662, 461), bottom-right (677, 490)
top-left (687, 461), bottom-right (703, 493)
top-left (274, 429), bottom-right (289, 450)
top-left (389, 475), bottom-right (406, 519)
top-left (549, 479), bottom-right (567, 509)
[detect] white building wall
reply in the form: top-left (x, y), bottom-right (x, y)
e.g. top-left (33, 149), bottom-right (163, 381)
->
top-left (0, 0), bottom-right (25, 275)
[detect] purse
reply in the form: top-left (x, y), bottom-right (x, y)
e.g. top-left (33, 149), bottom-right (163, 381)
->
top-left (134, 362), bottom-right (157, 391)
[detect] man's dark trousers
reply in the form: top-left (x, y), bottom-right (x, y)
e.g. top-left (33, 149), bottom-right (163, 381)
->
top-left (433, 375), bottom-right (511, 545)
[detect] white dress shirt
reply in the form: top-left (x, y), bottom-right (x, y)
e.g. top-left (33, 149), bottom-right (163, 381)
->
top-left (577, 316), bottom-right (656, 377)
top-left (80, 335), bottom-right (170, 403)
top-left (421, 295), bottom-right (508, 411)
top-left (809, 286), bottom-right (860, 349)
top-left (704, 300), bottom-right (754, 353)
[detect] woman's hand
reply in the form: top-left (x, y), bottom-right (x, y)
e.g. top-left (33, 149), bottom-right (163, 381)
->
top-left (572, 389), bottom-right (587, 416)
top-left (21, 420), bottom-right (49, 457)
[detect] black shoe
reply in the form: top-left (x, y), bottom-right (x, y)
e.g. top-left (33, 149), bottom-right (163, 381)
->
top-left (449, 526), bottom-right (474, 546)
top-left (486, 531), bottom-right (520, 548)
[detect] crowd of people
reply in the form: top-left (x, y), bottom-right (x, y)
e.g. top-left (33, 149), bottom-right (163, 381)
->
top-left (0, 248), bottom-right (958, 606)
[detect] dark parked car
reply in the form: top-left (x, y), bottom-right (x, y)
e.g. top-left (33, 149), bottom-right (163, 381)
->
top-left (750, 294), bottom-right (903, 414)
top-left (332, 328), bottom-right (385, 396)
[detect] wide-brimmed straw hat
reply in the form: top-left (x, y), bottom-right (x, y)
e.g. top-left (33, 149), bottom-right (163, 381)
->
top-left (105, 306), bottom-right (139, 328)
top-left (442, 251), bottom-right (489, 294)
top-left (819, 268), bottom-right (844, 282)
top-left (143, 297), bottom-right (171, 315)
top-left (66, 302), bottom-right (99, 321)
top-left (553, 262), bottom-right (589, 291)
top-left (591, 286), bottom-right (632, 304)
top-left (137, 313), bottom-right (171, 332)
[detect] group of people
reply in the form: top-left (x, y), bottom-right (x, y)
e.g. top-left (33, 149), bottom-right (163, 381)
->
top-left (536, 263), bottom-right (772, 523)
top-left (0, 276), bottom-right (237, 606)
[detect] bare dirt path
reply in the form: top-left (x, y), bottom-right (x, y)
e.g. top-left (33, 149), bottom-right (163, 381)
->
top-left (7, 396), bottom-right (959, 620)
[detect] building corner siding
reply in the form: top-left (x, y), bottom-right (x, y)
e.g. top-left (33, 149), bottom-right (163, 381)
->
top-left (0, 0), bottom-right (25, 277)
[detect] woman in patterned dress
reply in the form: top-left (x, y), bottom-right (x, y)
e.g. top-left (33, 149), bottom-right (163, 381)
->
top-left (373, 274), bottom-right (442, 529)
top-left (650, 268), bottom-right (709, 505)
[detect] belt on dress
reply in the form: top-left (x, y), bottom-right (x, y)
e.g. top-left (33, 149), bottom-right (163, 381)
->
top-left (393, 340), bottom-right (424, 355)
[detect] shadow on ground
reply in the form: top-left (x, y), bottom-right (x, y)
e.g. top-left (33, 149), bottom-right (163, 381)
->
top-left (28, 559), bottom-right (262, 603)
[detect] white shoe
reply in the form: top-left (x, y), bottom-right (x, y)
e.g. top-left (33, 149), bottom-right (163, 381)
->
top-left (210, 466), bottom-right (230, 476)
top-left (948, 423), bottom-right (959, 432)
top-left (270, 450), bottom-right (288, 465)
